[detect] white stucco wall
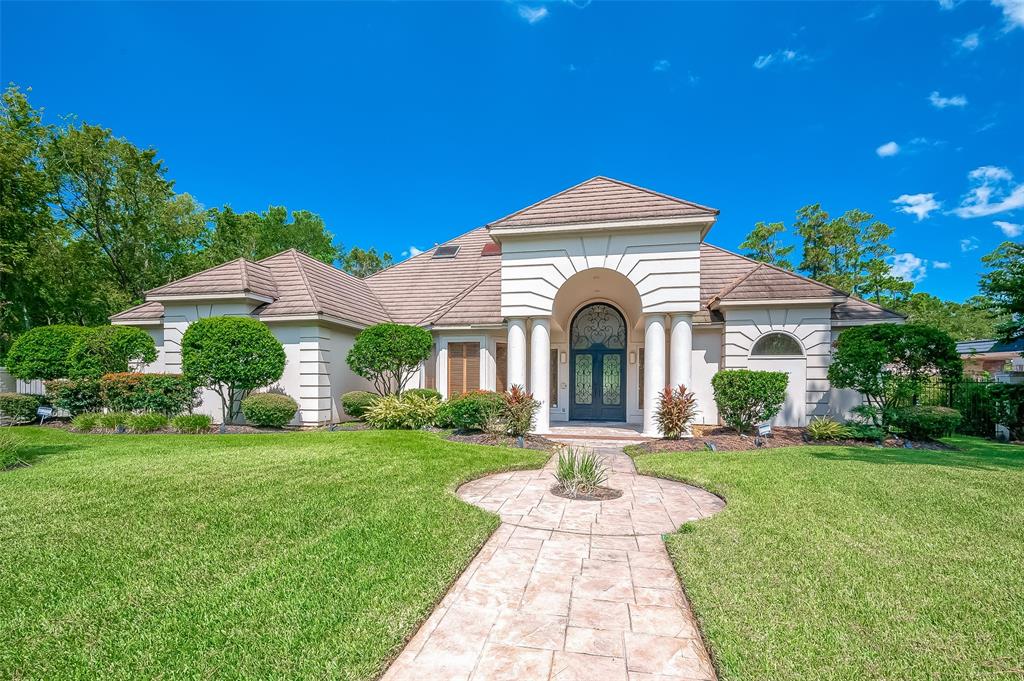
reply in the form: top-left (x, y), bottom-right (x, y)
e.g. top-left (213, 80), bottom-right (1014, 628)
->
top-left (690, 328), bottom-right (721, 425)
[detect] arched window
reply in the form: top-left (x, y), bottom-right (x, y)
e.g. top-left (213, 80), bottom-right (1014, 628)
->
top-left (750, 332), bottom-right (803, 356)
top-left (571, 304), bottom-right (626, 350)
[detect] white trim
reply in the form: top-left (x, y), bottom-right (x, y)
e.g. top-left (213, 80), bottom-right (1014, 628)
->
top-left (489, 216), bottom-right (715, 240)
top-left (831, 317), bottom-right (905, 327)
top-left (110, 318), bottom-right (162, 327)
top-left (148, 292), bottom-right (275, 304)
top-left (716, 296), bottom-right (845, 308)
top-left (257, 313), bottom-right (368, 330)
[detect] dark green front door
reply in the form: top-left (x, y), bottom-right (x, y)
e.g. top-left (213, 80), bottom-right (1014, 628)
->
top-left (569, 303), bottom-right (627, 422)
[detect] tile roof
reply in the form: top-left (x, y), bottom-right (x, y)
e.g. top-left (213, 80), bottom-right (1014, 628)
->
top-left (147, 258), bottom-right (278, 299)
top-left (109, 301), bottom-right (165, 323)
top-left (487, 176), bottom-right (718, 229)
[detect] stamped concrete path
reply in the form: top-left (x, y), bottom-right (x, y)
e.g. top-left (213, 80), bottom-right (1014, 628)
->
top-left (382, 446), bottom-right (724, 681)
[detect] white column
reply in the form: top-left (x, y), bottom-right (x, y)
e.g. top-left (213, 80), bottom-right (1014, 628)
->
top-left (669, 313), bottom-right (693, 390)
top-left (507, 318), bottom-right (527, 389)
top-left (530, 317), bottom-right (551, 434)
top-left (643, 314), bottom-right (667, 437)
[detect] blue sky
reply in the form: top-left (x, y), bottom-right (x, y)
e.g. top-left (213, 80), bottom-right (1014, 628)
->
top-left (3, 1), bottom-right (1022, 301)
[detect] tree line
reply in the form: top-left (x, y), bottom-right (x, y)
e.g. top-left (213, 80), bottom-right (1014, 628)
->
top-left (0, 85), bottom-right (392, 356)
top-left (739, 205), bottom-right (1021, 342)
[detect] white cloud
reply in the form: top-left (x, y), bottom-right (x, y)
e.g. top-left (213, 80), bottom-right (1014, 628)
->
top-left (938, 0), bottom-right (957, 8)
top-left (954, 166), bottom-right (1024, 217)
top-left (893, 193), bottom-right (942, 221)
top-left (992, 0), bottom-right (1024, 29)
top-left (933, 261), bottom-right (952, 269)
top-left (753, 49), bottom-right (812, 70)
top-left (888, 253), bottom-right (929, 282)
top-left (876, 141), bottom-right (900, 157)
top-left (401, 245), bottom-right (425, 258)
top-left (859, 5), bottom-right (881, 20)
top-left (929, 91), bottom-right (968, 108)
top-left (653, 59), bottom-right (671, 72)
top-left (517, 5), bottom-right (549, 23)
top-left (956, 31), bottom-right (981, 50)
top-left (960, 237), bottom-right (980, 252)
top-left (995, 220), bottom-right (1024, 237)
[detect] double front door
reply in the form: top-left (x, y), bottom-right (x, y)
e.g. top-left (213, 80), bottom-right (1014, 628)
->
top-left (569, 303), bottom-right (627, 422)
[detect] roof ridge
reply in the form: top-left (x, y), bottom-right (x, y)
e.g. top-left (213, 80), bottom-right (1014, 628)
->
top-left (703, 242), bottom-right (844, 297)
top-left (146, 257), bottom-right (250, 295)
top-left (238, 259), bottom-right (250, 292)
top-left (595, 176), bottom-right (721, 214)
top-left (418, 269), bottom-right (495, 325)
top-left (290, 249), bottom-right (323, 314)
top-left (715, 262), bottom-right (763, 301)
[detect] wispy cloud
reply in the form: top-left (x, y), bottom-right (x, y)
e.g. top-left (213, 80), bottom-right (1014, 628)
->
top-left (960, 237), bottom-right (980, 252)
top-left (652, 59), bottom-right (671, 72)
top-left (954, 166), bottom-right (1024, 218)
top-left (876, 141), bottom-right (900, 157)
top-left (933, 261), bottom-right (952, 269)
top-left (401, 245), bottom-right (425, 258)
top-left (859, 5), bottom-right (881, 20)
top-left (995, 220), bottom-right (1023, 237)
top-left (517, 4), bottom-right (549, 24)
top-left (888, 253), bottom-right (929, 282)
top-left (937, 0), bottom-right (958, 9)
top-left (992, 0), bottom-right (1024, 30)
top-left (955, 31), bottom-right (981, 50)
top-left (929, 91), bottom-right (968, 108)
top-left (893, 193), bottom-right (942, 221)
top-left (753, 49), bottom-right (813, 70)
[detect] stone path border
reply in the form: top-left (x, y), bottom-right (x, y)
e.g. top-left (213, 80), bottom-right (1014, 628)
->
top-left (382, 446), bottom-right (724, 681)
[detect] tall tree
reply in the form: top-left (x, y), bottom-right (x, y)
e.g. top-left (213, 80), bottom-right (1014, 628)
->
top-left (793, 203), bottom-right (833, 280)
top-left (339, 246), bottom-right (393, 278)
top-left (739, 221), bottom-right (794, 270)
top-left (894, 293), bottom-right (1007, 341)
top-left (980, 241), bottom-right (1024, 341)
top-left (203, 205), bottom-right (341, 265)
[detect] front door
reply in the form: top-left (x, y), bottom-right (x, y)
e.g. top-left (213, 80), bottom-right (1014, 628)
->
top-left (569, 303), bottom-right (627, 421)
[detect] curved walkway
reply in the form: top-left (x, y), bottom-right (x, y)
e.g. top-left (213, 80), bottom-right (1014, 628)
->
top-left (382, 447), bottom-right (724, 681)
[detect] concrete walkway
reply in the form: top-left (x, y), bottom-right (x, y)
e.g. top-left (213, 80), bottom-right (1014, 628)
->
top-left (382, 446), bottom-right (724, 681)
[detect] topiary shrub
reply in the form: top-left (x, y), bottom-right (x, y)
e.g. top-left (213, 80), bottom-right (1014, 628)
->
top-left (655, 385), bottom-right (699, 439)
top-left (5, 325), bottom-right (94, 380)
top-left (364, 393), bottom-right (439, 430)
top-left (126, 412), bottom-right (169, 433)
top-left (436, 390), bottom-right (504, 431)
top-left (173, 413), bottom-right (212, 434)
top-left (341, 390), bottom-right (378, 419)
top-left (346, 323), bottom-right (432, 395)
top-left (181, 317), bottom-right (286, 423)
top-left (0, 393), bottom-right (47, 423)
top-left (71, 412), bottom-right (101, 432)
top-left (891, 405), bottom-right (963, 440)
top-left (240, 393), bottom-right (299, 428)
top-left (44, 378), bottom-right (103, 416)
top-left (100, 373), bottom-right (198, 415)
top-left (503, 385), bottom-right (539, 438)
top-left (97, 411), bottom-right (132, 431)
top-left (404, 388), bottom-right (442, 401)
top-left (711, 369), bottom-right (788, 435)
top-left (806, 416), bottom-right (850, 441)
top-left (67, 326), bottom-right (157, 379)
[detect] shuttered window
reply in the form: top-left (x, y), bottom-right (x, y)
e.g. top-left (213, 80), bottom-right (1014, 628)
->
top-left (495, 343), bottom-right (508, 393)
top-left (550, 348), bottom-right (558, 407)
top-left (424, 344), bottom-right (437, 390)
top-left (638, 347), bottom-right (645, 409)
top-left (448, 342), bottom-right (480, 395)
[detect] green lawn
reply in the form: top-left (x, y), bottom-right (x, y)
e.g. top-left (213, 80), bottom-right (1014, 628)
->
top-left (0, 428), bottom-right (546, 680)
top-left (634, 436), bottom-right (1024, 681)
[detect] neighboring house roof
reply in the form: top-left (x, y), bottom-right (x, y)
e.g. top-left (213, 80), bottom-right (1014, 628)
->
top-left (956, 338), bottom-right (1024, 355)
top-left (487, 176), bottom-right (719, 229)
top-left (147, 258), bottom-right (278, 299)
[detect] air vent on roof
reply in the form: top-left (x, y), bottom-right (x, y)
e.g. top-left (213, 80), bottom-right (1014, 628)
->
top-left (433, 245), bottom-right (460, 259)
top-left (480, 242), bottom-right (501, 256)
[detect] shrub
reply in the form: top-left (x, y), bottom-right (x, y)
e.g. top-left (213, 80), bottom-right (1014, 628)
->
top-left (891, 405), bottom-right (963, 440)
top-left (437, 390), bottom-right (504, 431)
top-left (6, 325), bottom-right (94, 380)
top-left (181, 317), bottom-right (286, 423)
top-left (845, 423), bottom-right (888, 442)
top-left (1, 427), bottom-right (23, 469)
top-left (100, 373), bottom-right (198, 415)
top-left (67, 326), bottom-right (157, 379)
top-left (173, 413), bottom-right (212, 434)
top-left (711, 370), bottom-right (788, 435)
top-left (364, 393), bottom-right (439, 430)
top-left (0, 393), bottom-right (46, 423)
top-left (989, 383), bottom-right (1024, 440)
top-left (404, 388), bottom-right (442, 401)
top-left (503, 385), bottom-right (540, 438)
top-left (44, 378), bottom-right (102, 416)
top-left (126, 412), bottom-right (169, 433)
top-left (655, 385), bottom-right (699, 439)
top-left (70, 413), bottom-right (101, 432)
top-left (341, 390), bottom-right (378, 419)
top-left (829, 324), bottom-right (962, 426)
top-left (346, 323), bottom-right (432, 395)
top-left (241, 393), bottom-right (299, 428)
top-left (806, 416), bottom-right (850, 441)
top-left (97, 411), bottom-right (132, 430)
top-left (554, 445), bottom-right (608, 498)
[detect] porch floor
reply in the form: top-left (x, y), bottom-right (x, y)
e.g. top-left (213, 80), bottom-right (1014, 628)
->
top-left (546, 421), bottom-right (652, 445)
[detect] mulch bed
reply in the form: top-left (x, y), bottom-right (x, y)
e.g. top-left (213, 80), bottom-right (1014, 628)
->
top-left (550, 484), bottom-right (623, 501)
top-left (445, 431), bottom-right (560, 452)
top-left (633, 425), bottom-right (953, 453)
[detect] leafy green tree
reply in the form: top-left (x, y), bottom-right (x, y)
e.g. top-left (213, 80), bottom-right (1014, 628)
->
top-left (794, 204), bottom-right (833, 281)
top-left (66, 325), bottom-right (157, 378)
top-left (346, 323), bottom-right (432, 395)
top-left (203, 205), bottom-right (341, 266)
top-left (893, 293), bottom-right (1007, 341)
top-left (5, 325), bottom-right (94, 380)
top-left (980, 242), bottom-right (1024, 341)
top-left (340, 246), bottom-right (393, 278)
top-left (739, 222), bottom-right (794, 270)
top-left (181, 317), bottom-right (286, 423)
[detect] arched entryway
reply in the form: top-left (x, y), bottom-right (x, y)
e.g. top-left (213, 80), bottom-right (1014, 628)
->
top-left (569, 303), bottom-right (627, 421)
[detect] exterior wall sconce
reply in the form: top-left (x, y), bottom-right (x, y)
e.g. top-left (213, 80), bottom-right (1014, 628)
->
top-left (629, 351), bottom-right (636, 364)
top-left (560, 352), bottom-right (568, 364)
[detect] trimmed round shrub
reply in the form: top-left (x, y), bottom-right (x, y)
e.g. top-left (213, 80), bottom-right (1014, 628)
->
top-left (437, 391), bottom-right (504, 431)
top-left (891, 405), bottom-right (962, 440)
top-left (67, 326), bottom-right (157, 379)
top-left (0, 393), bottom-right (47, 423)
top-left (44, 378), bottom-right (103, 416)
top-left (404, 388), bottom-right (442, 401)
top-left (71, 412), bottom-right (101, 432)
top-left (364, 393), bottom-right (439, 430)
top-left (6, 325), bottom-right (94, 380)
top-left (341, 390), bottom-right (378, 419)
top-left (241, 393), bottom-right (298, 428)
top-left (711, 369), bottom-right (788, 435)
top-left (346, 323), bottom-right (432, 394)
top-left (97, 411), bottom-right (132, 431)
top-left (126, 412), bottom-right (169, 433)
top-left (100, 373), bottom-right (197, 415)
top-left (173, 413), bottom-right (212, 434)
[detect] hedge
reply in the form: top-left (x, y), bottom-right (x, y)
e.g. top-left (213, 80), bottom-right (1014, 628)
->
top-left (240, 393), bottom-right (298, 428)
top-left (100, 373), bottom-right (197, 415)
top-left (5, 325), bottom-right (94, 380)
top-left (0, 393), bottom-right (47, 422)
top-left (44, 378), bottom-right (103, 416)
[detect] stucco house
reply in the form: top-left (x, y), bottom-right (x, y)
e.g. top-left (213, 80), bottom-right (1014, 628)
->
top-left (111, 177), bottom-right (901, 435)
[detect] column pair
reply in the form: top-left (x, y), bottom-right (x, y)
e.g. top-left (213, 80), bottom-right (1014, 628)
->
top-left (506, 317), bottom-right (550, 434)
top-left (642, 313), bottom-right (693, 437)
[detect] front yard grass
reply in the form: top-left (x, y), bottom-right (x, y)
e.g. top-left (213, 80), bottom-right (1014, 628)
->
top-left (0, 427), bottom-right (546, 679)
top-left (634, 435), bottom-right (1024, 681)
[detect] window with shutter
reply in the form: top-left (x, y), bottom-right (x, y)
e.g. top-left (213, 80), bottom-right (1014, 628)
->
top-left (424, 344), bottom-right (437, 390)
top-left (447, 342), bottom-right (481, 395)
top-left (495, 343), bottom-right (507, 393)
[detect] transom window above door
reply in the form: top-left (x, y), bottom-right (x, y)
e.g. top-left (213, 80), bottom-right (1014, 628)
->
top-left (571, 304), bottom-right (626, 350)
top-left (750, 333), bottom-right (803, 356)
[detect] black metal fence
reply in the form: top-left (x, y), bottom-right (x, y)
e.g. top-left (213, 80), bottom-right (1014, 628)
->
top-left (917, 376), bottom-right (997, 437)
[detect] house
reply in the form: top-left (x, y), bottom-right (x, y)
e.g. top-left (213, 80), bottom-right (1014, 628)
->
top-left (956, 338), bottom-right (1024, 377)
top-left (111, 177), bottom-right (901, 434)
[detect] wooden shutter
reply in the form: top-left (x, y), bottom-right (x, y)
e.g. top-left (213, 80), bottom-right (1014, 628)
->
top-left (447, 342), bottom-right (480, 395)
top-left (424, 344), bottom-right (437, 390)
top-left (638, 347), bottom-right (645, 409)
top-left (495, 343), bottom-right (508, 393)
top-left (550, 348), bottom-right (558, 407)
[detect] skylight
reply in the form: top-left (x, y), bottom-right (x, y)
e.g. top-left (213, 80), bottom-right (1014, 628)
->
top-left (432, 245), bottom-right (460, 259)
